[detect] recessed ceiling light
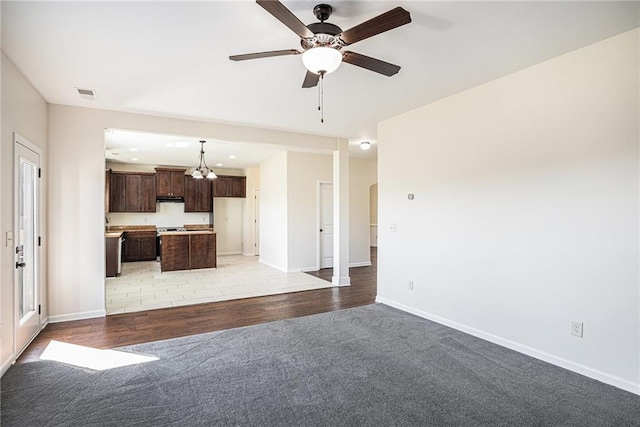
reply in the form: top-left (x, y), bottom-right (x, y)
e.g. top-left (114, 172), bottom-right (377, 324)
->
top-left (166, 142), bottom-right (189, 148)
top-left (129, 148), bottom-right (138, 152)
top-left (215, 163), bottom-right (223, 167)
top-left (131, 158), bottom-right (139, 161)
top-left (360, 141), bottom-right (371, 150)
top-left (228, 155), bottom-right (236, 159)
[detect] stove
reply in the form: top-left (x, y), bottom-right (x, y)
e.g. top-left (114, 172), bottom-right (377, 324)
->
top-left (156, 226), bottom-right (187, 233)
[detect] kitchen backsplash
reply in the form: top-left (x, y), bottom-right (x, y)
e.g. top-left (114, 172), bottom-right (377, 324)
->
top-left (106, 202), bottom-right (211, 227)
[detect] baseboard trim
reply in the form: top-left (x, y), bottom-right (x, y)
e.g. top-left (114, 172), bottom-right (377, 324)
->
top-left (48, 309), bottom-right (106, 324)
top-left (1, 355), bottom-right (13, 377)
top-left (333, 276), bottom-right (351, 287)
top-left (259, 259), bottom-right (287, 273)
top-left (1, 320), bottom-right (49, 377)
top-left (349, 261), bottom-right (371, 268)
top-left (375, 296), bottom-right (640, 396)
top-left (218, 251), bottom-right (242, 256)
top-left (242, 251), bottom-right (255, 257)
top-left (287, 261), bottom-right (371, 273)
top-left (287, 266), bottom-right (318, 273)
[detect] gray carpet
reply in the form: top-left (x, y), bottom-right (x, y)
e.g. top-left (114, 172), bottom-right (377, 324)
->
top-left (2, 304), bottom-right (639, 426)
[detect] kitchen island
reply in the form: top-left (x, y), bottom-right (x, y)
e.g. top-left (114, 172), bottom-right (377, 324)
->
top-left (159, 230), bottom-right (217, 272)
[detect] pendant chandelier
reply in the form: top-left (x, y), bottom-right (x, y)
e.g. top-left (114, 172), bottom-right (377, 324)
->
top-left (191, 140), bottom-right (217, 180)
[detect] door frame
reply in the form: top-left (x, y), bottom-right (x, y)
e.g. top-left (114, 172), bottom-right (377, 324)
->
top-left (317, 181), bottom-right (333, 270)
top-left (253, 188), bottom-right (260, 256)
top-left (13, 132), bottom-right (43, 358)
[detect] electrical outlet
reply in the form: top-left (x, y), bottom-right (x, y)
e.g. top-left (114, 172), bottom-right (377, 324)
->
top-left (571, 321), bottom-right (583, 338)
top-left (390, 223), bottom-right (397, 233)
top-left (408, 280), bottom-right (414, 291)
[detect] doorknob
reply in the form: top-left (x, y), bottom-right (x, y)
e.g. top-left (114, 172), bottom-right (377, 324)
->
top-left (16, 262), bottom-right (26, 268)
top-left (320, 229), bottom-right (323, 232)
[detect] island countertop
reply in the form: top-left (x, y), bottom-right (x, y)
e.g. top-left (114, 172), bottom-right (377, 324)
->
top-left (158, 231), bottom-right (216, 236)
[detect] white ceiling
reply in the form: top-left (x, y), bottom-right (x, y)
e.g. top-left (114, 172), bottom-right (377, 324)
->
top-left (3, 1), bottom-right (639, 166)
top-left (105, 129), bottom-right (286, 168)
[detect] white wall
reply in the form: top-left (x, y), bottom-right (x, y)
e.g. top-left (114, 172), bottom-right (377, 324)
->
top-left (47, 105), bottom-right (336, 322)
top-left (349, 158), bottom-right (377, 266)
top-left (287, 152), bottom-right (333, 271)
top-left (370, 183), bottom-right (378, 247)
top-left (214, 198), bottom-right (243, 254)
top-left (377, 29), bottom-right (639, 394)
top-left (283, 152), bottom-right (376, 272)
top-left (259, 152), bottom-right (288, 271)
top-left (1, 52), bottom-right (49, 370)
top-left (242, 166), bottom-right (260, 256)
top-left (370, 183), bottom-right (378, 225)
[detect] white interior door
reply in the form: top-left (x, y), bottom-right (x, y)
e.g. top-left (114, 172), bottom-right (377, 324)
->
top-left (320, 183), bottom-right (333, 269)
top-left (253, 189), bottom-right (260, 256)
top-left (14, 137), bottom-right (41, 355)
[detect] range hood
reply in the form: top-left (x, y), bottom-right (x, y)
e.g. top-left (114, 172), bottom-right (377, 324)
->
top-left (156, 196), bottom-right (184, 203)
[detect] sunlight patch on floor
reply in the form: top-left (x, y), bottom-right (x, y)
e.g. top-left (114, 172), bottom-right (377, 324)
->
top-left (39, 340), bottom-right (158, 371)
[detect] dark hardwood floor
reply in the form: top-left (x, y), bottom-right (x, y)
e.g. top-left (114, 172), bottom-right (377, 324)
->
top-left (17, 248), bottom-right (377, 364)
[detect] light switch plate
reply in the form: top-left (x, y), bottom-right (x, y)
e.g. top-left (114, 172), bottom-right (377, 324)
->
top-left (5, 231), bottom-right (13, 247)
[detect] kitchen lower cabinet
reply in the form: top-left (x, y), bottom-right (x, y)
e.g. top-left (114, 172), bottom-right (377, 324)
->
top-left (190, 234), bottom-right (217, 269)
top-left (160, 232), bottom-right (216, 272)
top-left (122, 231), bottom-right (157, 262)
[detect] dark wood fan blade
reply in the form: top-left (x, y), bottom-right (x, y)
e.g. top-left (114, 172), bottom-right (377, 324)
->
top-left (339, 7), bottom-right (411, 45)
top-left (302, 70), bottom-right (320, 88)
top-left (342, 51), bottom-right (401, 76)
top-left (229, 49), bottom-right (301, 61)
top-left (256, 0), bottom-right (314, 39)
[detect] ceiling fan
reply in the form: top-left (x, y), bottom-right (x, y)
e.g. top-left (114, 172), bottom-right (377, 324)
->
top-left (229, 1), bottom-right (412, 88)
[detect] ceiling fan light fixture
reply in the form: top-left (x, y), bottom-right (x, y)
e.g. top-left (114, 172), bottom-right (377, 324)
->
top-left (302, 46), bottom-right (342, 75)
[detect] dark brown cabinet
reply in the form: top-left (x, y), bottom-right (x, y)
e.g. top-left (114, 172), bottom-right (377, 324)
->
top-left (189, 234), bottom-right (217, 269)
top-left (122, 231), bottom-right (157, 262)
top-left (213, 175), bottom-right (246, 198)
top-left (160, 232), bottom-right (216, 272)
top-left (109, 172), bottom-right (156, 213)
top-left (155, 168), bottom-right (186, 198)
top-left (184, 176), bottom-right (213, 212)
top-left (109, 173), bottom-right (126, 212)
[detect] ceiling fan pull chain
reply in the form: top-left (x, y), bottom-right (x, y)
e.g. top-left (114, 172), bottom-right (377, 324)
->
top-left (320, 72), bottom-right (325, 123)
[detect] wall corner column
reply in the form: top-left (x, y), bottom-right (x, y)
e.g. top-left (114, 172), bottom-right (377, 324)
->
top-left (332, 138), bottom-right (350, 286)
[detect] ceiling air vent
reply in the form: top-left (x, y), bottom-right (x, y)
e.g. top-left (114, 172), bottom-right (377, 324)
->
top-left (76, 88), bottom-right (97, 101)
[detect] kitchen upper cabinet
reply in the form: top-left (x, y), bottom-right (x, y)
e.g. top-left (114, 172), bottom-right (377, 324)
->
top-left (230, 177), bottom-right (246, 198)
top-left (156, 168), bottom-right (186, 198)
top-left (184, 176), bottom-right (213, 212)
top-left (109, 172), bottom-right (156, 213)
top-left (109, 172), bottom-right (127, 212)
top-left (213, 175), bottom-right (246, 198)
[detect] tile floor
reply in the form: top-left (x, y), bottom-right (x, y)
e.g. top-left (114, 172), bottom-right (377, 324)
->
top-left (105, 255), bottom-right (333, 315)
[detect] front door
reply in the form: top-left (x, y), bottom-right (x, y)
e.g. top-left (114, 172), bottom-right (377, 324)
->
top-left (14, 136), bottom-right (41, 355)
top-left (319, 183), bottom-right (333, 269)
